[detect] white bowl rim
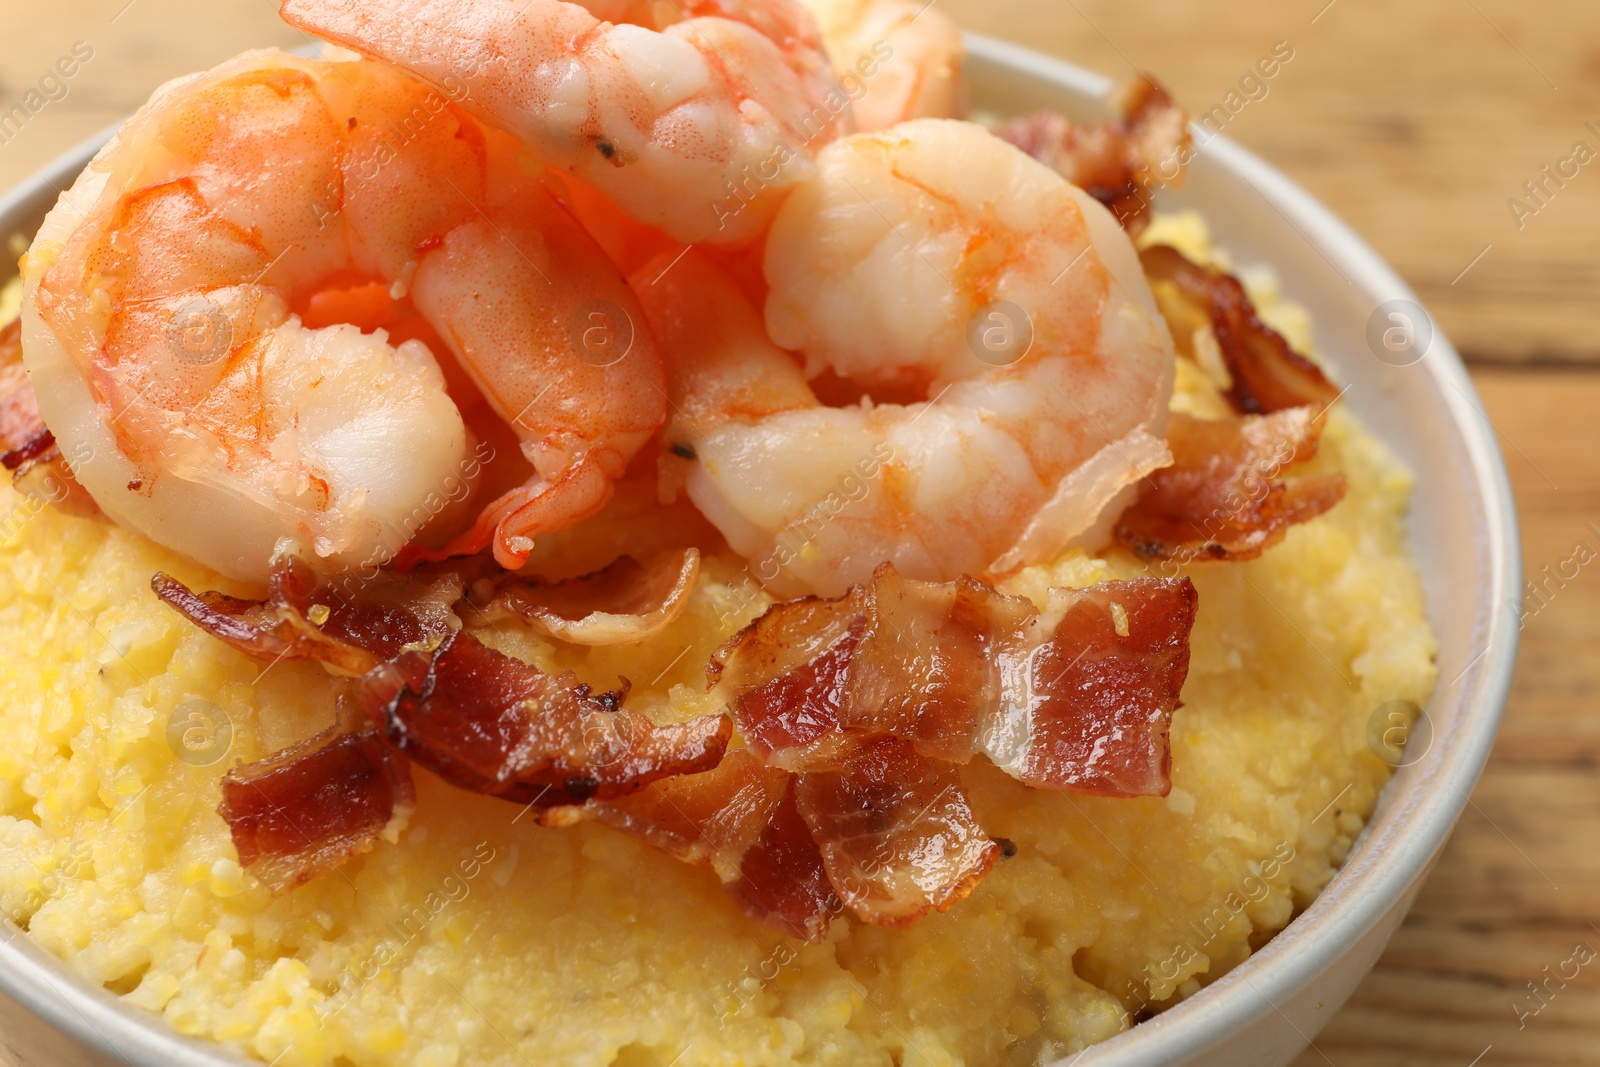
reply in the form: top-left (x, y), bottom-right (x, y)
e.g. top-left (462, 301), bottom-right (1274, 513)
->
top-left (0, 34), bottom-right (1521, 1067)
top-left (960, 32), bottom-right (1520, 1066)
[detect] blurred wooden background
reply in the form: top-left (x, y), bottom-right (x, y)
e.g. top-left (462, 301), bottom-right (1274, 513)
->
top-left (1, 0), bottom-right (1597, 1063)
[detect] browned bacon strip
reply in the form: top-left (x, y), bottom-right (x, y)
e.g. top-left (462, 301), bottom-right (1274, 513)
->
top-left (794, 737), bottom-right (999, 926)
top-left (678, 568), bottom-right (1195, 929)
top-left (715, 565), bottom-right (1198, 797)
top-left (708, 591), bottom-right (865, 770)
top-left (840, 570), bottom-right (1035, 763)
top-left (152, 553), bottom-right (463, 675)
top-left (159, 553), bottom-right (733, 834)
top-left (218, 719), bottom-right (415, 893)
top-left (0, 320), bottom-right (54, 474)
top-left (1140, 244), bottom-right (1340, 415)
top-left (482, 548), bottom-right (700, 645)
top-left (549, 751), bottom-right (841, 940)
top-left (995, 75), bottom-right (1191, 235)
top-left (1114, 409), bottom-right (1348, 564)
top-left (364, 629), bottom-right (732, 806)
top-left (728, 784), bottom-right (842, 940)
top-left (985, 578), bottom-right (1199, 796)
top-left (0, 318), bottom-right (99, 517)
top-left (563, 749), bottom-right (787, 862)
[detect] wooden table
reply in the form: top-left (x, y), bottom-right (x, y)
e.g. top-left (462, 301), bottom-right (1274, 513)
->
top-left (2, 1), bottom-right (1597, 1063)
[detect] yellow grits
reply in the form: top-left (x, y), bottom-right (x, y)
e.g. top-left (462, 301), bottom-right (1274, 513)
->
top-left (0, 215), bottom-right (1437, 1066)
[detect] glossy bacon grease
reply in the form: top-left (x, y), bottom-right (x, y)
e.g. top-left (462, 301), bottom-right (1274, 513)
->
top-left (155, 552), bottom-right (1196, 941)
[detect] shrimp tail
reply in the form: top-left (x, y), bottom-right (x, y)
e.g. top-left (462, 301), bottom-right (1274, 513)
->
top-left (493, 456), bottom-right (618, 569)
top-left (403, 455), bottom-right (617, 571)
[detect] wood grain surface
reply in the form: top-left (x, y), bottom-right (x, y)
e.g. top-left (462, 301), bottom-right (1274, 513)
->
top-left (0, 1), bottom-right (1597, 1064)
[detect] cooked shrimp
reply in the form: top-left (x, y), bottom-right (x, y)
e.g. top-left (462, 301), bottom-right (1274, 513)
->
top-left (21, 49), bottom-right (663, 583)
top-left (639, 119), bottom-right (1175, 598)
top-left (800, 0), bottom-right (967, 131)
top-left (280, 0), bottom-right (851, 245)
top-left (631, 246), bottom-right (815, 444)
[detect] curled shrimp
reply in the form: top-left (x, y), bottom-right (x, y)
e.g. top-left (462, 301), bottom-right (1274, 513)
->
top-left (22, 49), bottom-right (663, 583)
top-left (639, 119), bottom-right (1175, 598)
top-left (280, 0), bottom-right (851, 245)
top-left (800, 0), bottom-right (967, 131)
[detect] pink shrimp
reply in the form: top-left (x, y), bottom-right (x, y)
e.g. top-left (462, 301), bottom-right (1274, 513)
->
top-left (21, 49), bottom-right (663, 581)
top-left (280, 0), bottom-right (853, 245)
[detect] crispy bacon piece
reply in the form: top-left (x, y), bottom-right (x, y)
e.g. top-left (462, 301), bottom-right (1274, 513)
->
top-left (983, 578), bottom-right (1199, 796)
top-left (159, 552), bottom-right (734, 883)
top-left (364, 628), bottom-right (732, 806)
top-left (159, 550), bottom-right (732, 895)
top-left (707, 591), bottom-right (865, 770)
top-left (794, 738), bottom-right (999, 926)
top-left (152, 552), bottom-right (463, 675)
top-left (839, 569), bottom-right (1035, 763)
top-left (218, 719), bottom-right (415, 893)
top-left (679, 566), bottom-right (1197, 933)
top-left (548, 751), bottom-right (842, 940)
top-left (0, 318), bottom-right (98, 517)
top-left (563, 749), bottom-right (787, 862)
top-left (995, 75), bottom-right (1191, 235)
top-left (482, 548), bottom-right (701, 645)
top-left (1114, 409), bottom-right (1348, 563)
top-left (715, 565), bottom-right (1197, 796)
top-left (840, 570), bottom-right (1198, 796)
top-left (160, 534), bottom-right (1194, 927)
top-left (728, 784), bottom-right (842, 941)
top-left (1139, 244), bottom-right (1340, 415)
top-left (0, 320), bottom-right (53, 474)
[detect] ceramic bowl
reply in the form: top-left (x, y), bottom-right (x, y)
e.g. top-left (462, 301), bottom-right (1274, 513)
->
top-left (0, 34), bottom-right (1520, 1067)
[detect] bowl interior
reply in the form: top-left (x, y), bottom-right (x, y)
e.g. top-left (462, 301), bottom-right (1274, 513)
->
top-left (0, 38), bottom-right (1519, 1067)
top-left (966, 33), bottom-right (1519, 1067)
